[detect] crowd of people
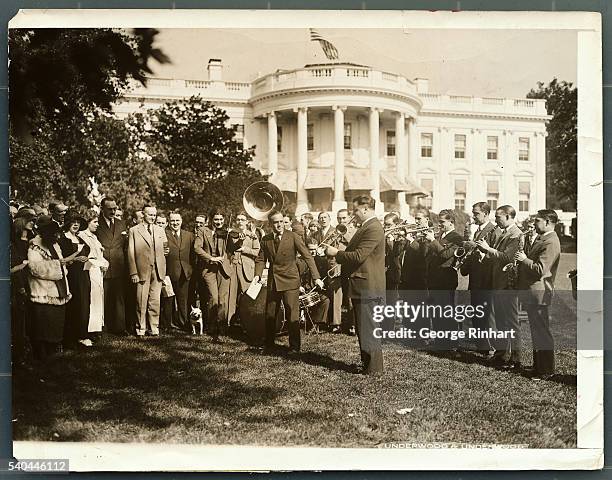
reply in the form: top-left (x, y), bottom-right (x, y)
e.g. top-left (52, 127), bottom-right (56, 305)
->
top-left (10, 194), bottom-right (563, 380)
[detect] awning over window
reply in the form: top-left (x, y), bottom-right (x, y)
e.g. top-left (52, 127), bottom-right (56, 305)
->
top-left (270, 170), bottom-right (297, 193)
top-left (380, 171), bottom-right (429, 196)
top-left (518, 181), bottom-right (531, 194)
top-left (344, 168), bottom-right (373, 190)
top-left (304, 169), bottom-right (334, 189)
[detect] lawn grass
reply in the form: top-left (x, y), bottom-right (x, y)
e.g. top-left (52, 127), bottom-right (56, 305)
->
top-left (12, 254), bottom-right (578, 448)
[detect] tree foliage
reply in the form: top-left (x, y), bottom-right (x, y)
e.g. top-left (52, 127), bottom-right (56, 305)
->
top-left (136, 96), bottom-right (266, 221)
top-left (9, 28), bottom-right (169, 140)
top-left (527, 78), bottom-right (577, 209)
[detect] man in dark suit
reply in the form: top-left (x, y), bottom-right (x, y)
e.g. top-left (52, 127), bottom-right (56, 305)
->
top-left (326, 195), bottom-right (386, 375)
top-left (460, 202), bottom-right (498, 355)
top-left (95, 196), bottom-right (128, 335)
top-left (166, 212), bottom-right (194, 332)
top-left (516, 209), bottom-right (562, 379)
top-left (194, 209), bottom-right (236, 342)
top-left (254, 211), bottom-right (324, 353)
top-left (424, 209), bottom-right (463, 347)
top-left (477, 205), bottom-right (523, 369)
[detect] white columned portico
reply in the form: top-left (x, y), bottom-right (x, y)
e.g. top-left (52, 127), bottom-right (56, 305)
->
top-left (266, 112), bottom-right (278, 177)
top-left (295, 107), bottom-right (309, 215)
top-left (332, 105), bottom-right (347, 211)
top-left (369, 107), bottom-right (383, 214)
top-left (407, 116), bottom-right (418, 193)
top-left (395, 111), bottom-right (409, 217)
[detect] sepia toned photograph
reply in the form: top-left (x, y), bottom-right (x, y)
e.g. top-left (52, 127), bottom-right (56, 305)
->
top-left (8, 10), bottom-right (602, 471)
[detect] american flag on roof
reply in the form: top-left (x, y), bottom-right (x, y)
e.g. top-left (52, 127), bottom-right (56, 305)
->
top-left (309, 29), bottom-right (339, 61)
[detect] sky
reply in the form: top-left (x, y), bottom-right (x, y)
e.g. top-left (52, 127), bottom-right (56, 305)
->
top-left (149, 28), bottom-right (577, 98)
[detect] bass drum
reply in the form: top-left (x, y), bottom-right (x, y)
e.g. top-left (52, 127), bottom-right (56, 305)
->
top-left (238, 286), bottom-right (285, 347)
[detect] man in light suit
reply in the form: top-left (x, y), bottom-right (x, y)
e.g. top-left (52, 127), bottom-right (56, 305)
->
top-left (461, 202), bottom-right (499, 355)
top-left (516, 209), bottom-right (561, 379)
top-left (254, 211), bottom-right (324, 353)
top-left (326, 195), bottom-right (386, 375)
top-left (166, 212), bottom-right (194, 332)
top-left (128, 205), bottom-right (168, 336)
top-left (95, 197), bottom-right (129, 335)
top-left (194, 209), bottom-right (235, 342)
top-left (476, 205), bottom-right (523, 369)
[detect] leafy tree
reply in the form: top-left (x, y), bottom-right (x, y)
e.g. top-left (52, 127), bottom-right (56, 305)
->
top-left (9, 28), bottom-right (169, 140)
top-left (527, 79), bottom-right (577, 210)
top-left (10, 112), bottom-right (163, 212)
top-left (136, 96), bottom-right (266, 222)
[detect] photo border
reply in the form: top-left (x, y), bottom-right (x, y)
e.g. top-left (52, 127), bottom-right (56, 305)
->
top-left (5, 6), bottom-right (604, 472)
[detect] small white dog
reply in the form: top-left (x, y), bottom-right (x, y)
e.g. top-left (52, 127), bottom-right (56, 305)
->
top-left (189, 306), bottom-right (203, 335)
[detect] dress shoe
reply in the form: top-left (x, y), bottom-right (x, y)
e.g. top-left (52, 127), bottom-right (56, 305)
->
top-left (531, 373), bottom-right (555, 381)
top-left (330, 326), bottom-right (341, 334)
top-left (261, 344), bottom-right (279, 355)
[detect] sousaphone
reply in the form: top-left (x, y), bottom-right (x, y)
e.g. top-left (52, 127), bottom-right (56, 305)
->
top-left (243, 181), bottom-right (284, 221)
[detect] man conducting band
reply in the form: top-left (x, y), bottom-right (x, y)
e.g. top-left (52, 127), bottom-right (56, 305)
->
top-left (254, 211), bottom-right (324, 353)
top-left (516, 209), bottom-right (561, 379)
top-left (326, 195), bottom-right (386, 375)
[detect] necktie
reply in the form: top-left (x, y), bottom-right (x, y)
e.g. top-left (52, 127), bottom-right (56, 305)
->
top-left (147, 224), bottom-right (151, 234)
top-left (274, 234), bottom-right (281, 251)
top-left (110, 218), bottom-right (115, 235)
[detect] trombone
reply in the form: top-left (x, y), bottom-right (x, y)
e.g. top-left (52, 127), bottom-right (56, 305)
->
top-left (316, 215), bottom-right (356, 255)
top-left (384, 222), bottom-right (439, 238)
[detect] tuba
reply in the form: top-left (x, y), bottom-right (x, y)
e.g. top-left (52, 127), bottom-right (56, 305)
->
top-left (243, 181), bottom-right (284, 221)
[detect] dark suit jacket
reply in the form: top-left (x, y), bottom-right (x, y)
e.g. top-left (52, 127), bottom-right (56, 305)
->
top-left (488, 223), bottom-right (522, 289)
top-left (386, 238), bottom-right (405, 287)
top-left (165, 228), bottom-right (194, 284)
top-left (517, 231), bottom-right (561, 305)
top-left (95, 215), bottom-right (127, 279)
top-left (194, 227), bottom-right (234, 279)
top-left (335, 217), bottom-right (386, 299)
top-left (460, 221), bottom-right (497, 290)
top-left (427, 230), bottom-right (463, 290)
top-left (255, 230), bottom-right (320, 292)
top-left (399, 239), bottom-right (428, 290)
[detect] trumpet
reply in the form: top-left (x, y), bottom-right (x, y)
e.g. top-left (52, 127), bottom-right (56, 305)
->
top-left (384, 222), bottom-right (439, 238)
top-left (316, 215), bottom-right (356, 255)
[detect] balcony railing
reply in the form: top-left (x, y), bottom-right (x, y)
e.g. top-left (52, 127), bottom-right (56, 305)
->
top-left (421, 93), bottom-right (547, 116)
top-left (250, 64), bottom-right (417, 97)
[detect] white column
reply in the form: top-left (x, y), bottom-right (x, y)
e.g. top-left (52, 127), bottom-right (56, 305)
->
top-left (394, 112), bottom-right (409, 217)
top-left (369, 107), bottom-right (383, 213)
top-left (503, 130), bottom-right (516, 209)
top-left (267, 112), bottom-right (278, 177)
top-left (536, 131), bottom-right (547, 211)
top-left (332, 105), bottom-right (347, 211)
top-left (407, 116), bottom-right (418, 182)
top-left (295, 107), bottom-right (309, 215)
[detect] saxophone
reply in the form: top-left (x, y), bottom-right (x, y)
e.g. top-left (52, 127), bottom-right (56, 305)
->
top-left (502, 233), bottom-right (525, 289)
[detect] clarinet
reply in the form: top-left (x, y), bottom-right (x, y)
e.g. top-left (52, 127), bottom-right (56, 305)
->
top-left (503, 233), bottom-right (525, 289)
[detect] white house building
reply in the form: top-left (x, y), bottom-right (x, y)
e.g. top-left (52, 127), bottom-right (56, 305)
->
top-left (114, 59), bottom-right (550, 219)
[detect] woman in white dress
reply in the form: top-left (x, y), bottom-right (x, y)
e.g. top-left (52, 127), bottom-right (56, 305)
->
top-left (78, 210), bottom-right (109, 340)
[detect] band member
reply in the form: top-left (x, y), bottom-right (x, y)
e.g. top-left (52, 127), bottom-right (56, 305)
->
top-left (166, 212), bottom-right (195, 332)
top-left (424, 209), bottom-right (463, 347)
top-left (230, 212), bottom-right (261, 322)
top-left (300, 213), bottom-right (313, 231)
top-left (336, 208), bottom-right (356, 245)
top-left (128, 205), bottom-right (169, 337)
top-left (516, 209), bottom-right (561, 379)
top-left (297, 242), bottom-right (331, 329)
top-left (314, 212), bottom-right (335, 245)
top-left (336, 208), bottom-right (357, 335)
top-left (194, 209), bottom-right (235, 343)
top-left (460, 202), bottom-right (498, 356)
top-left (383, 212), bottom-right (402, 302)
top-left (254, 211), bottom-right (324, 353)
top-left (476, 205), bottom-right (523, 369)
top-left (283, 215), bottom-right (293, 231)
top-left (326, 195), bottom-right (385, 375)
